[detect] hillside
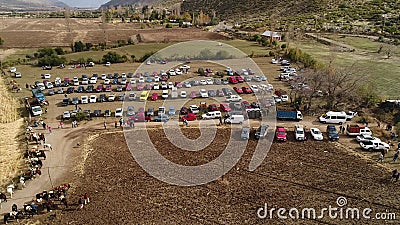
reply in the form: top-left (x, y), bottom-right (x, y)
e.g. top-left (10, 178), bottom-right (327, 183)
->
top-left (0, 0), bottom-right (68, 11)
top-left (100, 0), bottom-right (158, 8)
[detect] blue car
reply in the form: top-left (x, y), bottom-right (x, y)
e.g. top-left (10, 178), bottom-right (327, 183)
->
top-left (260, 75), bottom-right (267, 81)
top-left (77, 86), bottom-right (85, 93)
top-left (146, 77), bottom-right (153, 83)
top-left (112, 78), bottom-right (118, 85)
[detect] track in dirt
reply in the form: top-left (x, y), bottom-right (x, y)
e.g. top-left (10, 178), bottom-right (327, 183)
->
top-left (44, 127), bottom-right (400, 225)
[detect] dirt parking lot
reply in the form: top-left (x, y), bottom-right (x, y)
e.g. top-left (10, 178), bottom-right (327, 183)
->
top-left (32, 128), bottom-right (400, 224)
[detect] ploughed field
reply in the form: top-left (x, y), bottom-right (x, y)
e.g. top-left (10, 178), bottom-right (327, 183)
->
top-left (55, 128), bottom-right (399, 224)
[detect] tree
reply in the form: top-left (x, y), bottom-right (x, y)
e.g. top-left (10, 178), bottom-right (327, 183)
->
top-left (102, 52), bottom-right (127, 64)
top-left (54, 47), bottom-right (64, 55)
top-left (73, 41), bottom-right (85, 52)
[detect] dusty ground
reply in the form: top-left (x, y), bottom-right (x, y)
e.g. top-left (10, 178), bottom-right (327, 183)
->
top-left (23, 128), bottom-right (400, 224)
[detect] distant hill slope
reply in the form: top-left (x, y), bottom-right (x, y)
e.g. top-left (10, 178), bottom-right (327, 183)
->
top-left (100, 0), bottom-right (157, 8)
top-left (180, 0), bottom-right (342, 19)
top-left (0, 0), bottom-right (68, 11)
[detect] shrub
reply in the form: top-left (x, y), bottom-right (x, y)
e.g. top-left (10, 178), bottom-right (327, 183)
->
top-left (165, 23), bottom-right (173, 28)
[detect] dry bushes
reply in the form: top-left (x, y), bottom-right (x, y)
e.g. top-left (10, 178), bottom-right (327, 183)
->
top-left (0, 76), bottom-right (19, 123)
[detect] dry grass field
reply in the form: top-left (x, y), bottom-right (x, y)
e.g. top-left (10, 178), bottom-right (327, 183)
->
top-left (0, 18), bottom-right (225, 48)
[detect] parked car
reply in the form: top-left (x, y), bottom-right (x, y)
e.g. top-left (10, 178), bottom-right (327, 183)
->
top-left (81, 96), bottom-right (88, 104)
top-left (67, 87), bottom-right (74, 94)
top-left (310, 128), bottom-right (323, 141)
top-left (105, 85), bottom-right (112, 92)
top-left (326, 125), bottom-right (339, 141)
top-left (220, 103), bottom-right (231, 112)
top-left (115, 108), bottom-right (123, 117)
top-left (182, 113), bottom-right (197, 121)
top-left (294, 124), bottom-right (306, 141)
top-left (275, 127), bottom-right (287, 141)
top-left (127, 106), bottom-right (135, 116)
top-left (86, 85), bottom-right (94, 93)
top-left (63, 111), bottom-right (71, 120)
top-left (199, 89), bottom-right (208, 98)
top-left (255, 125), bottom-right (269, 140)
top-left (356, 134), bottom-right (380, 143)
top-left (77, 86), bottom-right (84, 93)
top-left (190, 91), bottom-right (197, 99)
top-left (189, 105), bottom-right (199, 114)
top-left (89, 95), bottom-right (97, 103)
top-left (208, 104), bottom-right (218, 111)
top-left (241, 126), bottom-right (250, 140)
top-left (99, 94), bottom-right (107, 102)
top-left (93, 110), bottom-right (102, 117)
top-left (151, 92), bottom-right (158, 101)
top-left (360, 140), bottom-right (390, 151)
top-left (104, 110), bottom-right (111, 117)
top-left (180, 91), bottom-right (187, 98)
top-left (108, 94), bottom-right (115, 101)
top-left (242, 86), bottom-right (253, 94)
top-left (208, 90), bottom-right (216, 97)
top-left (233, 87), bottom-right (244, 94)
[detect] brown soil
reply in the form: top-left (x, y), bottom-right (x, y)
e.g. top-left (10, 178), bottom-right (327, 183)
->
top-left (36, 128), bottom-right (400, 225)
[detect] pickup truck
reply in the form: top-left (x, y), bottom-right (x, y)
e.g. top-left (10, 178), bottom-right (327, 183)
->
top-left (276, 110), bottom-right (303, 120)
top-left (360, 140), bottom-right (389, 151)
top-left (226, 95), bottom-right (242, 102)
top-left (346, 124), bottom-right (372, 136)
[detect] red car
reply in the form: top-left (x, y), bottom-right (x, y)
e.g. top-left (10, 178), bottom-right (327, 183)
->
top-left (276, 127), bottom-right (287, 141)
top-left (236, 76), bottom-right (244, 83)
top-left (182, 113), bottom-right (197, 121)
top-left (220, 103), bottom-right (231, 112)
top-left (136, 83), bottom-right (144, 91)
top-left (151, 92), bottom-right (158, 101)
top-left (96, 85), bottom-right (103, 92)
top-left (233, 87), bottom-right (243, 94)
top-left (242, 86), bottom-right (253, 94)
top-left (242, 101), bottom-right (252, 109)
top-left (229, 76), bottom-right (238, 84)
top-left (104, 85), bottom-right (112, 92)
top-left (208, 104), bottom-right (218, 111)
top-left (135, 112), bottom-right (146, 122)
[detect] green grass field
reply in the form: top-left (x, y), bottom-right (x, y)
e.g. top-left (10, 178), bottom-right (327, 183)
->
top-left (294, 38), bottom-right (400, 98)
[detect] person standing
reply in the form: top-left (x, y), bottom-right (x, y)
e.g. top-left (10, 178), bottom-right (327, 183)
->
top-left (48, 126), bottom-right (52, 134)
top-left (393, 150), bottom-right (399, 162)
top-left (219, 116), bottom-right (223, 126)
top-left (115, 121), bottom-right (118, 128)
top-left (77, 198), bottom-right (84, 210)
top-left (83, 193), bottom-right (90, 204)
top-left (377, 153), bottom-right (384, 163)
top-left (103, 121), bottom-right (107, 129)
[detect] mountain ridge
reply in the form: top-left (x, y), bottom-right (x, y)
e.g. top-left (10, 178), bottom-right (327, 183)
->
top-left (0, 0), bottom-right (68, 11)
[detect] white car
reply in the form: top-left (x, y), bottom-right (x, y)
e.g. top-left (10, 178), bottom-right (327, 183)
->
top-left (180, 91), bottom-right (187, 98)
top-left (72, 76), bottom-right (78, 85)
top-left (199, 89), bottom-right (208, 98)
top-left (43, 74), bottom-right (51, 79)
top-left (82, 78), bottom-right (89, 85)
top-left (36, 82), bottom-right (45, 91)
top-left (169, 70), bottom-right (176, 76)
top-left (356, 134), bottom-right (380, 143)
top-left (104, 79), bottom-right (110, 85)
top-left (90, 77), bottom-right (97, 84)
top-left (105, 62), bottom-right (111, 67)
top-left (15, 72), bottom-right (22, 78)
top-left (154, 76), bottom-right (160, 82)
top-left (139, 77), bottom-right (145, 83)
top-left (10, 67), bottom-right (17, 73)
top-left (55, 77), bottom-right (61, 86)
top-left (281, 95), bottom-right (289, 102)
top-left (63, 111), bottom-right (71, 119)
top-left (200, 80), bottom-right (207, 85)
top-left (101, 74), bottom-right (106, 80)
top-left (310, 128), bottom-right (323, 141)
top-left (206, 79), bottom-right (213, 85)
top-left (115, 108), bottom-right (123, 117)
top-left (153, 83), bottom-right (160, 90)
top-left (162, 90), bottom-right (169, 99)
top-left (295, 125), bottom-right (306, 141)
top-left (45, 82), bottom-right (53, 89)
top-left (121, 73), bottom-right (127, 79)
top-left (250, 85), bottom-right (259, 92)
top-left (168, 82), bottom-right (174, 89)
top-left (89, 95), bottom-right (97, 103)
top-left (130, 78), bottom-right (136, 84)
top-left (108, 94), bottom-right (115, 101)
top-left (175, 69), bottom-right (182, 75)
top-left (81, 96), bottom-right (89, 104)
top-left (161, 81), bottom-right (168, 89)
top-left (189, 105), bottom-right (199, 114)
top-left (120, 79), bottom-right (127, 85)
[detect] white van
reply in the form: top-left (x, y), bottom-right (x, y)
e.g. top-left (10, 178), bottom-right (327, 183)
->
top-left (202, 111), bottom-right (222, 119)
top-left (226, 115), bottom-right (245, 124)
top-left (319, 111), bottom-right (347, 124)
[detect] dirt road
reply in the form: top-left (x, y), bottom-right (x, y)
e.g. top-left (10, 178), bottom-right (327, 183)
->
top-left (0, 121), bottom-right (95, 214)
